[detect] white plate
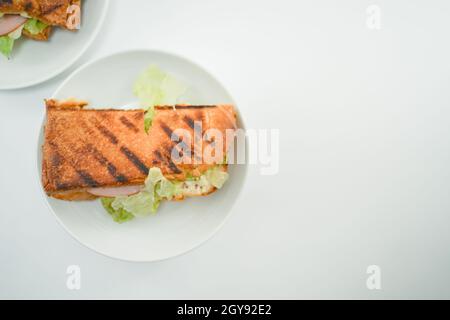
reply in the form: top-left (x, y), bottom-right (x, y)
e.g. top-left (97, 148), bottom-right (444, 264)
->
top-left (0, 0), bottom-right (109, 90)
top-left (36, 50), bottom-right (248, 262)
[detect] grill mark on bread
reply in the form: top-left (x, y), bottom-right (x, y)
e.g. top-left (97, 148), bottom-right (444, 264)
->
top-left (120, 146), bottom-right (149, 174)
top-left (76, 170), bottom-right (100, 188)
top-left (106, 164), bottom-right (127, 183)
top-left (87, 115), bottom-right (119, 145)
top-left (199, 109), bottom-right (218, 149)
top-left (55, 182), bottom-right (71, 190)
top-left (160, 123), bottom-right (173, 138)
top-left (154, 150), bottom-right (164, 162)
top-left (153, 146), bottom-right (182, 174)
top-left (51, 153), bottom-right (62, 167)
top-left (41, 2), bottom-right (65, 15)
top-left (160, 122), bottom-right (190, 150)
top-left (196, 110), bottom-right (205, 129)
top-left (96, 124), bottom-right (118, 145)
top-left (190, 111), bottom-right (205, 155)
top-left (180, 115), bottom-right (204, 162)
top-left (161, 122), bottom-right (183, 145)
top-left (151, 150), bottom-right (163, 166)
top-left (79, 118), bottom-right (96, 137)
top-left (46, 143), bottom-right (71, 191)
top-left (24, 1), bottom-right (33, 11)
top-left (134, 112), bottom-right (144, 121)
top-left (98, 112), bottom-right (112, 121)
top-left (84, 144), bottom-right (128, 183)
top-left (48, 141), bottom-right (101, 190)
top-left (81, 118), bottom-right (129, 182)
top-left (162, 145), bottom-right (182, 174)
top-left (167, 158), bottom-right (182, 174)
top-left (160, 122), bottom-right (192, 163)
top-left (183, 115), bottom-right (195, 129)
top-left (120, 116), bottom-right (139, 133)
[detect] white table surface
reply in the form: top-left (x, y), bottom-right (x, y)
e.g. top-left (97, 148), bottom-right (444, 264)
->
top-left (1, 0), bottom-right (450, 299)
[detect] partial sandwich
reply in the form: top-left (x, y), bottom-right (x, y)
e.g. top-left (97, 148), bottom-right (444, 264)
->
top-left (42, 99), bottom-right (236, 221)
top-left (0, 0), bottom-right (81, 57)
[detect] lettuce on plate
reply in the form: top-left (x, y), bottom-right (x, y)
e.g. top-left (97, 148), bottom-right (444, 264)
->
top-left (0, 23), bottom-right (24, 57)
top-left (101, 168), bottom-right (182, 221)
top-left (0, 36), bottom-right (15, 57)
top-left (101, 166), bottom-right (228, 223)
top-left (133, 65), bottom-right (187, 132)
top-left (101, 198), bottom-right (135, 224)
top-left (24, 19), bottom-right (48, 35)
top-left (205, 166), bottom-right (229, 189)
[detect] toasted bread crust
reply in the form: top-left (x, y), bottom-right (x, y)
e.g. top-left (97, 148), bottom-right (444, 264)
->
top-left (49, 189), bottom-right (98, 201)
top-left (42, 100), bottom-right (236, 200)
top-left (45, 98), bottom-right (88, 109)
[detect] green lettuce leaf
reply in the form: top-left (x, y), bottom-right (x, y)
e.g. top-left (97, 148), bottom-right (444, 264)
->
top-left (24, 19), bottom-right (48, 35)
top-left (102, 166), bottom-right (228, 223)
top-left (157, 178), bottom-right (182, 200)
top-left (145, 165), bottom-right (165, 186)
top-left (0, 36), bottom-right (14, 58)
top-left (0, 22), bottom-right (27, 58)
top-left (101, 198), bottom-right (135, 223)
top-left (205, 166), bottom-right (229, 189)
top-left (106, 168), bottom-right (182, 221)
top-left (133, 65), bottom-right (187, 132)
top-left (144, 106), bottom-right (156, 132)
top-left (112, 192), bottom-right (158, 218)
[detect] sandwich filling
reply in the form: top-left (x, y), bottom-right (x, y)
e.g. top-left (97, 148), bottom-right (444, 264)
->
top-left (100, 166), bottom-right (229, 223)
top-left (88, 165), bottom-right (228, 198)
top-left (0, 13), bottom-right (48, 57)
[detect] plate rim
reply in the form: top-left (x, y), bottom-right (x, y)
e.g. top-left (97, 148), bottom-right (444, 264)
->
top-left (0, 0), bottom-right (110, 90)
top-left (35, 49), bottom-right (249, 262)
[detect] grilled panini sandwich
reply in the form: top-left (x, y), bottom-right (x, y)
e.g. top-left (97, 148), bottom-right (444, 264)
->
top-left (42, 99), bottom-right (237, 201)
top-left (0, 0), bottom-right (81, 57)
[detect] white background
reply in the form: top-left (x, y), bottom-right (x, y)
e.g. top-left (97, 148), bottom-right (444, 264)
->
top-left (1, 0), bottom-right (450, 299)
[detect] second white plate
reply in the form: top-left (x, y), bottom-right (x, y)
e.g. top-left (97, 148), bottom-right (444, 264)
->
top-left (0, 0), bottom-right (109, 90)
